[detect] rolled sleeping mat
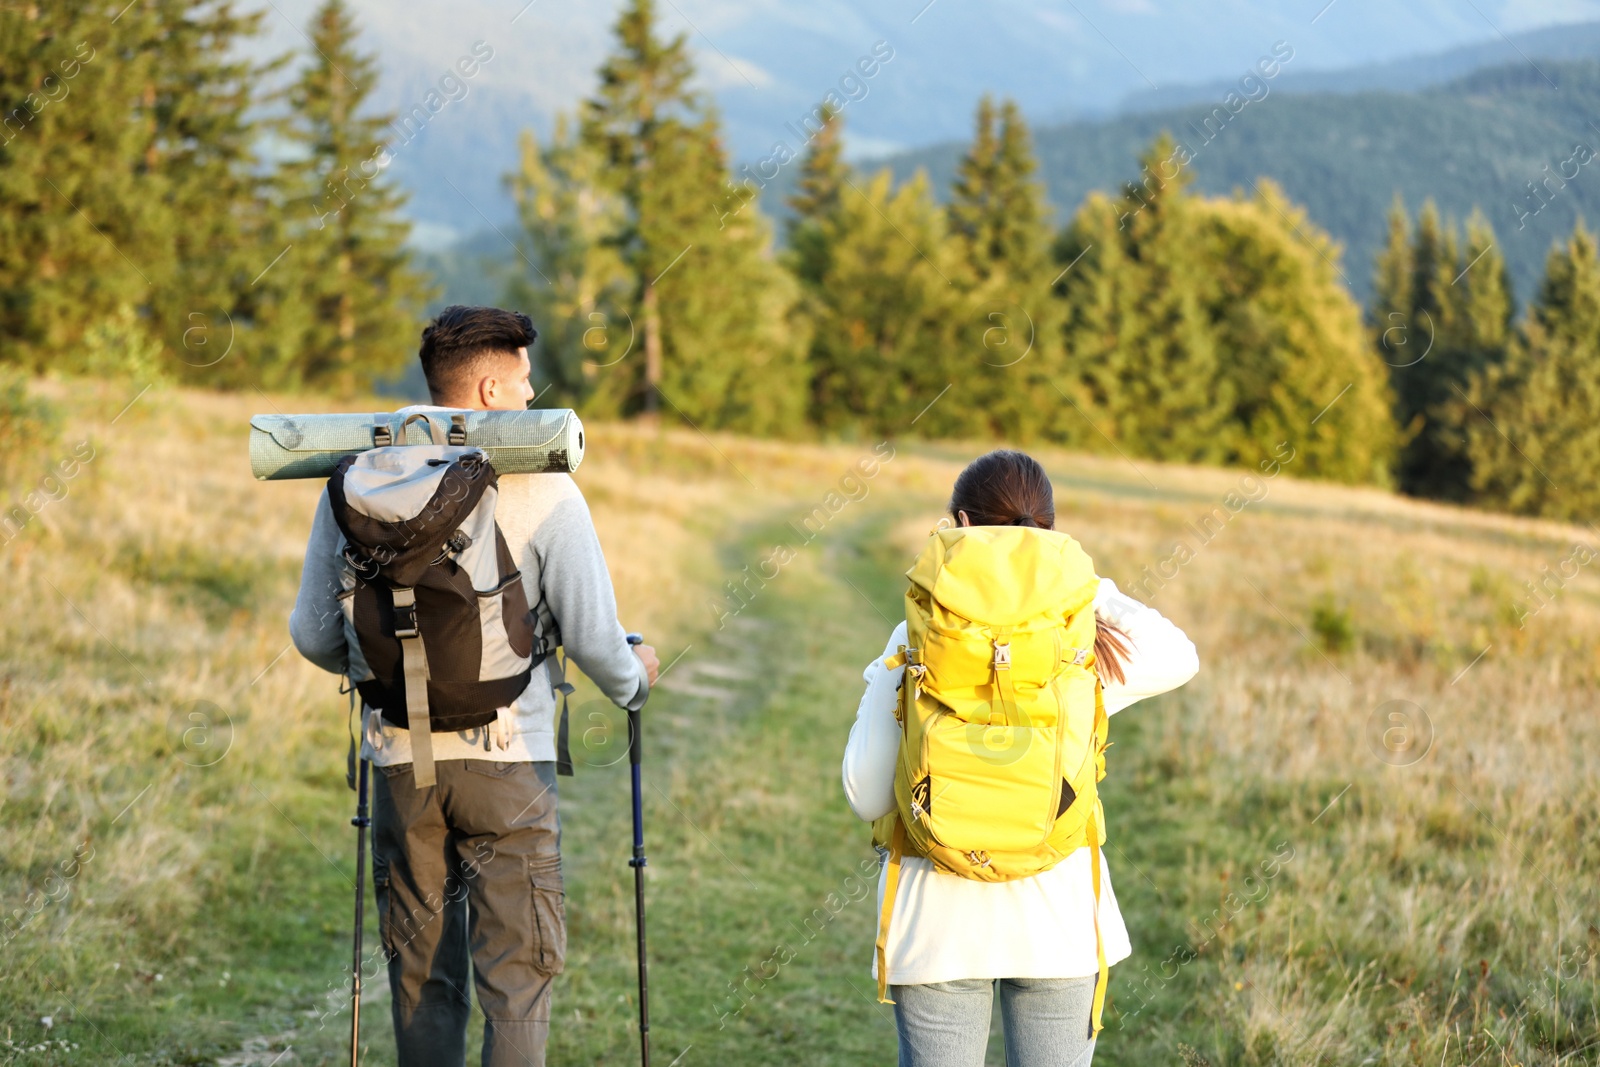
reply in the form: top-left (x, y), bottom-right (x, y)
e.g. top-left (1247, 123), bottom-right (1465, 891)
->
top-left (250, 408), bottom-right (585, 481)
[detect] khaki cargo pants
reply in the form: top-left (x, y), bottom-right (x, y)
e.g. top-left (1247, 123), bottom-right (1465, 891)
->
top-left (372, 759), bottom-right (565, 1067)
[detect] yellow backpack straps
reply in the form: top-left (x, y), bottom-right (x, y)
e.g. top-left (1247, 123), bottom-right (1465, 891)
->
top-left (875, 815), bottom-right (907, 1004)
top-left (1087, 808), bottom-right (1108, 1039)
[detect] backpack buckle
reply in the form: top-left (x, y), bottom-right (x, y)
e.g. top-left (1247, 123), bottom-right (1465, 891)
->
top-left (392, 588), bottom-right (419, 638)
top-left (993, 642), bottom-right (1011, 670)
top-left (448, 413), bottom-right (467, 446)
top-left (1070, 647), bottom-right (1089, 666)
top-left (372, 423), bottom-right (393, 447)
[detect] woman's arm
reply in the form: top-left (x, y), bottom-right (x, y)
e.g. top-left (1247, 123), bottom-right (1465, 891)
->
top-left (841, 621), bottom-right (908, 822)
top-left (1096, 577), bottom-right (1199, 715)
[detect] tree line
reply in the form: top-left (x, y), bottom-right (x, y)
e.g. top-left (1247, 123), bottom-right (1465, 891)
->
top-left (0, 0), bottom-right (429, 391)
top-left (1, 1), bottom-right (1593, 521)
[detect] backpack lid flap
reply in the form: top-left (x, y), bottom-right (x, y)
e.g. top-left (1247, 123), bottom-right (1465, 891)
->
top-left (328, 447), bottom-right (495, 586)
top-left (911, 527), bottom-right (1099, 626)
top-left (336, 446), bottom-right (485, 524)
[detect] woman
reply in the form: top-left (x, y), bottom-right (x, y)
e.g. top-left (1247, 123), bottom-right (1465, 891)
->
top-left (842, 449), bottom-right (1199, 1066)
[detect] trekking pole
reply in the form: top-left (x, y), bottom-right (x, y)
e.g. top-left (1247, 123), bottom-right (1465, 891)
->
top-left (349, 755), bottom-right (371, 1066)
top-left (625, 632), bottom-right (651, 1067)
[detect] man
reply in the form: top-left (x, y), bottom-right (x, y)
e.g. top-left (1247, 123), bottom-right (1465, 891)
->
top-left (289, 305), bottom-right (660, 1066)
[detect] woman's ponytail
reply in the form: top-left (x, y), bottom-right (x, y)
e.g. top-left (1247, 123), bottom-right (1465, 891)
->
top-left (1094, 618), bottom-right (1131, 687)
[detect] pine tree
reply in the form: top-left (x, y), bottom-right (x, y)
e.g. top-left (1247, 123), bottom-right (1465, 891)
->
top-left (1375, 200), bottom-right (1512, 499)
top-left (785, 102), bottom-right (845, 289)
top-left (1198, 180), bottom-right (1395, 482)
top-left (946, 97), bottom-right (1064, 442)
top-left (0, 2), bottom-right (153, 370)
top-left (0, 1), bottom-right (276, 376)
top-left (951, 98), bottom-right (1051, 280)
top-left (1052, 193), bottom-right (1134, 450)
top-left (125, 0), bottom-right (280, 382)
top-left (647, 110), bottom-right (807, 434)
top-left (1056, 141), bottom-right (1393, 481)
top-left (580, 0), bottom-right (697, 416)
top-left (949, 96), bottom-right (1001, 273)
top-left (505, 119), bottom-right (631, 415)
top-left (581, 0), bottom-right (805, 432)
top-left (805, 169), bottom-right (976, 437)
top-left (1371, 196), bottom-right (1415, 368)
top-left (1058, 134), bottom-right (1231, 462)
top-left (1469, 223), bottom-right (1600, 520)
top-left (269, 0), bottom-right (433, 391)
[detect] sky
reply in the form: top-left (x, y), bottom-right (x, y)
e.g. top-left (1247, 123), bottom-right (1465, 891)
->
top-left (246, 0), bottom-right (1600, 243)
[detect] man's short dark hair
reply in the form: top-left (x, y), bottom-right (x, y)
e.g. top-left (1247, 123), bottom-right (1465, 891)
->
top-left (418, 305), bottom-right (537, 403)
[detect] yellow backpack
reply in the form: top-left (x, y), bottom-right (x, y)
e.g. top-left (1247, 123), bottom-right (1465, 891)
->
top-left (872, 524), bottom-right (1113, 1035)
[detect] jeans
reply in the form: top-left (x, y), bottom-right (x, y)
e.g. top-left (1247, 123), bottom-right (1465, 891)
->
top-left (372, 759), bottom-right (565, 1067)
top-left (892, 977), bottom-right (1098, 1067)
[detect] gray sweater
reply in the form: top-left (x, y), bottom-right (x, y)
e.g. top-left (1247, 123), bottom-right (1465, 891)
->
top-left (288, 410), bottom-right (648, 766)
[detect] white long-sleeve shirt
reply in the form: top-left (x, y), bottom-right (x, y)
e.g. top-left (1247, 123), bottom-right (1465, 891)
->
top-left (841, 577), bottom-right (1199, 985)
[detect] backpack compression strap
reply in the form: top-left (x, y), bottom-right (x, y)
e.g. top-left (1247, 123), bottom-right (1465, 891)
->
top-left (552, 649), bottom-right (576, 777)
top-left (392, 588), bottom-right (437, 788)
top-left (1086, 677), bottom-right (1110, 1038)
top-left (874, 815), bottom-right (908, 1004)
top-left (1087, 807), bottom-right (1107, 1039)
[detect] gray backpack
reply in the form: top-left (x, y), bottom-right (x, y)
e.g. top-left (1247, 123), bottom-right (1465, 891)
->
top-left (327, 419), bottom-right (564, 787)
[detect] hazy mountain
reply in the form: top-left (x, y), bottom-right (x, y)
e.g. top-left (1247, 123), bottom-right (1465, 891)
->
top-left (246, 0), bottom-right (1600, 243)
top-left (881, 58), bottom-right (1600, 305)
top-left (1115, 17), bottom-right (1600, 111)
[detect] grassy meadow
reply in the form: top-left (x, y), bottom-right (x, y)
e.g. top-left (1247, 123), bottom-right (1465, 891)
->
top-left (1, 379), bottom-right (1596, 1065)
